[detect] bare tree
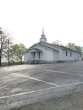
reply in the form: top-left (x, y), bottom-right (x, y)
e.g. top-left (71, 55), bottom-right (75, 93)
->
top-left (0, 27), bottom-right (12, 66)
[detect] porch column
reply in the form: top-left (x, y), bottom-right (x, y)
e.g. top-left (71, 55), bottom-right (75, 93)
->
top-left (35, 52), bottom-right (37, 60)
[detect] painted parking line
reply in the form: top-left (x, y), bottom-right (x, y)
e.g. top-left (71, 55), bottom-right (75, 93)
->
top-left (12, 73), bottom-right (59, 86)
top-left (0, 81), bottom-right (83, 99)
top-left (43, 69), bottom-right (83, 77)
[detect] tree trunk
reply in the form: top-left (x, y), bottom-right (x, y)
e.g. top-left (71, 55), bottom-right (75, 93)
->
top-left (20, 56), bottom-right (22, 64)
top-left (7, 39), bottom-right (10, 66)
top-left (21, 59), bottom-right (22, 64)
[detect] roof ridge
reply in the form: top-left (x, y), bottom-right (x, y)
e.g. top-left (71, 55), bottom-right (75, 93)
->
top-left (39, 42), bottom-right (81, 53)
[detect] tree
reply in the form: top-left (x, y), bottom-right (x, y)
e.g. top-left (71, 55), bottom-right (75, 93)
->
top-left (10, 43), bottom-right (27, 63)
top-left (5, 38), bottom-right (12, 66)
top-left (75, 46), bottom-right (82, 53)
top-left (52, 40), bottom-right (63, 46)
top-left (66, 43), bottom-right (75, 49)
top-left (66, 43), bottom-right (82, 53)
top-left (0, 27), bottom-right (12, 66)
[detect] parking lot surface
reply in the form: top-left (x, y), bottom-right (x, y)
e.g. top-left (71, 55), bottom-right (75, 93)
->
top-left (0, 61), bottom-right (83, 109)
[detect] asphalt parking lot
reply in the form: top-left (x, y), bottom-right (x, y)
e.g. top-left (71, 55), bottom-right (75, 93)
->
top-left (0, 61), bottom-right (83, 110)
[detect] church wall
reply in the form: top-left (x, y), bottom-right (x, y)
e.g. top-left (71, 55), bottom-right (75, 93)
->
top-left (24, 44), bottom-right (82, 64)
top-left (33, 45), bottom-right (54, 61)
top-left (24, 29), bottom-right (82, 63)
top-left (53, 51), bottom-right (59, 61)
top-left (60, 49), bottom-right (82, 61)
top-left (24, 53), bottom-right (29, 63)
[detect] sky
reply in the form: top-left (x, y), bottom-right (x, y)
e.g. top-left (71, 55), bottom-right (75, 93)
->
top-left (0, 0), bottom-right (83, 48)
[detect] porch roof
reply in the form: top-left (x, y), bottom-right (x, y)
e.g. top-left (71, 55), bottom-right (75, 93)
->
top-left (29, 48), bottom-right (43, 53)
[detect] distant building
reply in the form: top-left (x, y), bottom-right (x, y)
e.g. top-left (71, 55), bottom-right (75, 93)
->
top-left (24, 29), bottom-right (82, 64)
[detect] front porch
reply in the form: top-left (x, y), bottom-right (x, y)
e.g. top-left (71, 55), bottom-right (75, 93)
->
top-left (29, 48), bottom-right (43, 64)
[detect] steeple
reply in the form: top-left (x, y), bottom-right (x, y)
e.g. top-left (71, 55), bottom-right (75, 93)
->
top-left (40, 28), bottom-right (47, 43)
top-left (42, 27), bottom-right (44, 35)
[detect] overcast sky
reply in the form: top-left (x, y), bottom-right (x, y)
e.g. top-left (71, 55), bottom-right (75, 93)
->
top-left (0, 0), bottom-right (83, 48)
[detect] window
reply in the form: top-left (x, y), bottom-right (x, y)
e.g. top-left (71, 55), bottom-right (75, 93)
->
top-left (66, 51), bottom-right (67, 56)
top-left (70, 52), bottom-right (72, 57)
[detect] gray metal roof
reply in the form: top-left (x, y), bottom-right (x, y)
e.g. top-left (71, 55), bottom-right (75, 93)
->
top-left (24, 42), bottom-right (81, 54)
top-left (29, 48), bottom-right (43, 53)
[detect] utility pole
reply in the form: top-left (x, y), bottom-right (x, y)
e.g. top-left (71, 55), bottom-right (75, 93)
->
top-left (7, 38), bottom-right (10, 66)
top-left (0, 46), bottom-right (1, 67)
top-left (0, 28), bottom-right (3, 67)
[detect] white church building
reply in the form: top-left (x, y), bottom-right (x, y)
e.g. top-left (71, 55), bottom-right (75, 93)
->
top-left (24, 29), bottom-right (82, 64)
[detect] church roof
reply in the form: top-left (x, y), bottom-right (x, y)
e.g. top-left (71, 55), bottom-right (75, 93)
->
top-left (29, 48), bottom-right (43, 53)
top-left (39, 42), bottom-right (81, 53)
top-left (24, 42), bottom-right (81, 54)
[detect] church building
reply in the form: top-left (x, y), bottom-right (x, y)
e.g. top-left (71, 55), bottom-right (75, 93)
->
top-left (24, 29), bottom-right (82, 64)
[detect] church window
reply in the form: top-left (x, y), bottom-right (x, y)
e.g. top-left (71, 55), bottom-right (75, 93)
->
top-left (66, 51), bottom-right (67, 56)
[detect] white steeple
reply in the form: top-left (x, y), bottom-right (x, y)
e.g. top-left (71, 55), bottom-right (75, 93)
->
top-left (40, 28), bottom-right (47, 43)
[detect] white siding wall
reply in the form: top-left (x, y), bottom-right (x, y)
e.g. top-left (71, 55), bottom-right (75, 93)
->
top-left (24, 52), bottom-right (35, 63)
top-left (60, 49), bottom-right (82, 61)
top-left (34, 45), bottom-right (54, 61)
top-left (53, 51), bottom-right (59, 61)
top-left (58, 49), bottom-right (62, 60)
top-left (24, 53), bottom-right (29, 63)
top-left (24, 44), bottom-right (82, 63)
top-left (40, 49), bottom-right (53, 61)
top-left (61, 50), bottom-right (74, 61)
